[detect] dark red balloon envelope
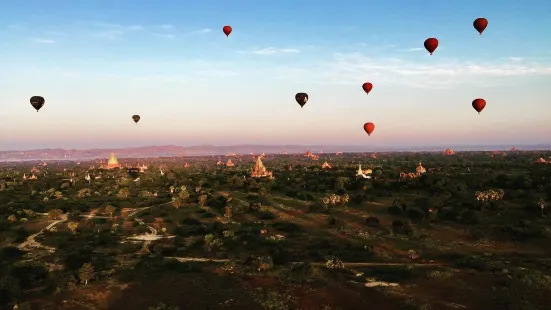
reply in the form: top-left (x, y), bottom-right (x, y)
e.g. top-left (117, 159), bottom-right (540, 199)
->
top-left (223, 25), bottom-right (232, 37)
top-left (472, 98), bottom-right (486, 114)
top-left (424, 38), bottom-right (438, 55)
top-left (362, 82), bottom-right (373, 95)
top-left (473, 18), bottom-right (488, 35)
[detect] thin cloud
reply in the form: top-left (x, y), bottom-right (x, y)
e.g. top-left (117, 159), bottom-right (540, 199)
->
top-left (44, 31), bottom-right (65, 36)
top-left (32, 38), bottom-right (56, 44)
top-left (185, 28), bottom-right (212, 35)
top-left (508, 57), bottom-right (523, 62)
top-left (403, 47), bottom-right (424, 52)
top-left (36, 59), bottom-right (241, 82)
top-left (154, 33), bottom-right (176, 39)
top-left (156, 24), bottom-right (174, 30)
top-left (273, 52), bottom-right (551, 88)
top-left (243, 47), bottom-right (300, 55)
top-left (91, 23), bottom-right (144, 40)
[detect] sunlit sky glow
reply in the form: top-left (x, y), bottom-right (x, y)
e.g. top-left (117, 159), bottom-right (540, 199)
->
top-left (1, 0), bottom-right (551, 151)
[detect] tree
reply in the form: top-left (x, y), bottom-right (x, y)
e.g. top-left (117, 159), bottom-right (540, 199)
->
top-left (0, 275), bottom-right (22, 306)
top-left (48, 209), bottom-right (63, 220)
top-left (78, 263), bottom-right (95, 285)
top-left (67, 222), bottom-right (79, 235)
top-left (538, 198), bottom-right (547, 217)
top-left (335, 177), bottom-right (349, 190)
top-left (224, 205), bottom-right (232, 218)
top-left (198, 194), bottom-right (207, 207)
top-left (148, 302), bottom-right (179, 310)
top-left (105, 205), bottom-right (116, 217)
top-left (228, 175), bottom-right (244, 189)
top-left (172, 198), bottom-right (183, 209)
top-left (117, 188), bottom-right (130, 199)
top-left (178, 186), bottom-right (190, 201)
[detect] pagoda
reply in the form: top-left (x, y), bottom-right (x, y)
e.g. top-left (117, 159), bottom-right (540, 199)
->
top-left (356, 164), bottom-right (372, 179)
top-left (536, 158), bottom-right (547, 164)
top-left (23, 173), bottom-right (38, 180)
top-left (304, 151), bottom-right (319, 161)
top-left (400, 162), bottom-right (427, 180)
top-left (226, 159), bottom-right (235, 167)
top-left (102, 153), bottom-right (121, 169)
top-left (416, 162), bottom-right (426, 174)
top-left (321, 161), bottom-right (332, 169)
top-left (251, 156), bottom-right (273, 178)
top-left (443, 148), bottom-right (456, 156)
top-left (138, 164), bottom-right (148, 173)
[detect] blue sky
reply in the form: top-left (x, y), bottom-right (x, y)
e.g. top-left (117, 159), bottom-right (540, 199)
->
top-left (1, 0), bottom-right (550, 150)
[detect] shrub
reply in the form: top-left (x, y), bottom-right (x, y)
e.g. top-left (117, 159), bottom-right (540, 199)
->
top-left (392, 219), bottom-right (415, 236)
top-left (307, 201), bottom-right (326, 213)
top-left (365, 216), bottom-right (380, 227)
top-left (255, 211), bottom-right (276, 220)
top-left (461, 210), bottom-right (481, 225)
top-left (272, 222), bottom-right (301, 234)
top-left (405, 208), bottom-right (425, 221)
top-left (298, 192), bottom-right (315, 201)
top-left (438, 207), bottom-right (461, 221)
top-left (179, 217), bottom-right (201, 225)
top-left (199, 212), bottom-right (216, 219)
top-left (388, 205), bottom-right (402, 215)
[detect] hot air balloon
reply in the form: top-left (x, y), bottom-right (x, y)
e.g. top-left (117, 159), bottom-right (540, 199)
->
top-left (424, 38), bottom-right (439, 55)
top-left (363, 122), bottom-right (375, 136)
top-left (295, 93), bottom-right (308, 108)
top-left (472, 98), bottom-right (486, 114)
top-left (223, 25), bottom-right (232, 37)
top-left (473, 18), bottom-right (488, 35)
top-left (30, 96), bottom-right (45, 112)
top-left (362, 82), bottom-right (373, 95)
top-left (132, 115), bottom-right (140, 123)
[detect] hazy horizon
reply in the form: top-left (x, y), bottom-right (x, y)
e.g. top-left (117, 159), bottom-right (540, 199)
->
top-left (1, 0), bottom-right (551, 150)
top-left (1, 143), bottom-right (550, 153)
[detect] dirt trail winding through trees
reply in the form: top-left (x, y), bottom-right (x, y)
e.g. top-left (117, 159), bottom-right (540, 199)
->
top-left (125, 206), bottom-right (173, 242)
top-left (164, 256), bottom-right (447, 268)
top-left (17, 215), bottom-right (67, 252)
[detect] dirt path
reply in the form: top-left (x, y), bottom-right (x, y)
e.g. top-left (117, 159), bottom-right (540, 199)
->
top-left (164, 256), bottom-right (447, 268)
top-left (134, 218), bottom-right (157, 235)
top-left (17, 215), bottom-right (67, 252)
top-left (299, 262), bottom-right (446, 268)
top-left (126, 207), bottom-right (151, 218)
top-left (124, 206), bottom-right (175, 244)
top-left (166, 256), bottom-right (231, 263)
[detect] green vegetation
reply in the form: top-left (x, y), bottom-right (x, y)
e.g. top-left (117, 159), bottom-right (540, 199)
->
top-left (1, 151), bottom-right (550, 309)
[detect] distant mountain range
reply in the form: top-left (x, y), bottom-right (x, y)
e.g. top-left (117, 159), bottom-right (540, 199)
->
top-left (0, 144), bottom-right (549, 162)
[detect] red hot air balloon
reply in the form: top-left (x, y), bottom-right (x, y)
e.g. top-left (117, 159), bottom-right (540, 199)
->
top-left (473, 18), bottom-right (488, 35)
top-left (472, 98), bottom-right (486, 114)
top-left (222, 25), bottom-right (232, 37)
top-left (363, 122), bottom-right (375, 136)
top-left (362, 82), bottom-right (373, 95)
top-left (424, 38), bottom-right (438, 55)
